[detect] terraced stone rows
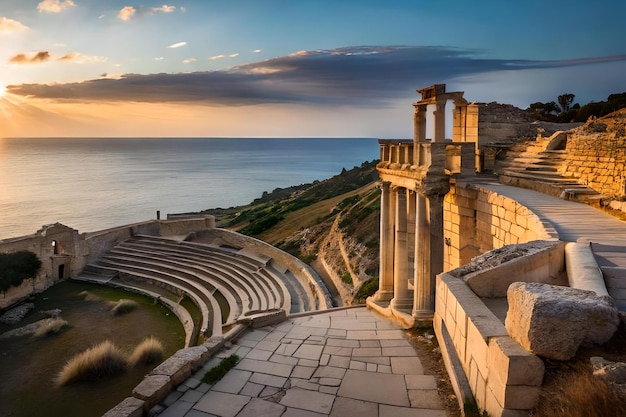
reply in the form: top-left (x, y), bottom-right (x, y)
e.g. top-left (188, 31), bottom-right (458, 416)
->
top-left (79, 235), bottom-right (306, 344)
top-left (95, 253), bottom-right (242, 322)
top-left (120, 237), bottom-right (302, 312)
top-left (114, 242), bottom-right (278, 312)
top-left (84, 261), bottom-right (218, 336)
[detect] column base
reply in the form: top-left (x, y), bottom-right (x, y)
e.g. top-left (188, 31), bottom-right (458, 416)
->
top-left (412, 309), bottom-right (434, 321)
top-left (373, 290), bottom-right (394, 302)
top-left (390, 297), bottom-right (414, 311)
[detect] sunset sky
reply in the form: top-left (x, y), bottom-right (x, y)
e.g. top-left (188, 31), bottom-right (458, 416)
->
top-left (1, 0), bottom-right (625, 137)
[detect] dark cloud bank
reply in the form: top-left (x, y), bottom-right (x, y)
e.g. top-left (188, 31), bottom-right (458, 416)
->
top-left (8, 46), bottom-right (626, 106)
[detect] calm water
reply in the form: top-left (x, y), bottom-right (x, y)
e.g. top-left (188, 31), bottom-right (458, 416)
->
top-left (0, 137), bottom-right (379, 239)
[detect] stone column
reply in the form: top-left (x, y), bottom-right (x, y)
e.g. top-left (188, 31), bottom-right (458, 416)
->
top-left (433, 98), bottom-right (447, 142)
top-left (413, 104), bottom-right (427, 164)
top-left (390, 187), bottom-right (413, 310)
top-left (413, 192), bottom-right (431, 316)
top-left (428, 194), bottom-right (445, 311)
top-left (374, 182), bottom-right (394, 301)
top-left (406, 190), bottom-right (416, 288)
top-left (413, 193), bottom-right (446, 317)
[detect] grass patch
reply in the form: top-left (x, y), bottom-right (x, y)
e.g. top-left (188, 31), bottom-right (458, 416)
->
top-left (78, 290), bottom-right (102, 301)
top-left (110, 299), bottom-right (139, 316)
top-left (33, 318), bottom-right (69, 338)
top-left (202, 354), bottom-right (239, 385)
top-left (56, 340), bottom-right (128, 386)
top-left (531, 362), bottom-right (626, 417)
top-left (129, 337), bottom-right (164, 366)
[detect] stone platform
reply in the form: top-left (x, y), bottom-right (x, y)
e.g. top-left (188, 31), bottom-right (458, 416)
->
top-left (152, 307), bottom-right (447, 417)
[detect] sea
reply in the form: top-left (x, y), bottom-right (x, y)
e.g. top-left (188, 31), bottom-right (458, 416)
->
top-left (0, 137), bottom-right (380, 239)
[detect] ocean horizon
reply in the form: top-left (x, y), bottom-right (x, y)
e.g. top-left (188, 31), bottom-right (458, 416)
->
top-left (0, 137), bottom-right (380, 239)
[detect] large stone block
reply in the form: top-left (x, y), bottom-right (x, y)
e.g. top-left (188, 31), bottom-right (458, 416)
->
top-left (505, 282), bottom-right (619, 360)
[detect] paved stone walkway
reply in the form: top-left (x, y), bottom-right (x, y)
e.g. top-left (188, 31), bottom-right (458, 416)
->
top-left (476, 179), bottom-right (626, 267)
top-left (154, 307), bottom-right (447, 417)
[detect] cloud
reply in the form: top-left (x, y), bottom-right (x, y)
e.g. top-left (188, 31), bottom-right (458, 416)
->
top-left (38, 0), bottom-right (75, 13)
top-left (9, 51), bottom-right (51, 64)
top-left (182, 57), bottom-right (196, 64)
top-left (57, 52), bottom-right (107, 63)
top-left (228, 53), bottom-right (239, 58)
top-left (154, 57), bottom-right (164, 61)
top-left (9, 51), bottom-right (106, 65)
top-left (117, 4), bottom-right (178, 20)
top-left (168, 41), bottom-right (187, 49)
top-left (209, 54), bottom-right (225, 60)
top-left (253, 49), bottom-right (262, 53)
top-left (0, 17), bottom-right (28, 32)
top-left (7, 46), bottom-right (626, 108)
top-left (153, 5), bottom-right (176, 13)
top-left (118, 6), bottom-right (136, 21)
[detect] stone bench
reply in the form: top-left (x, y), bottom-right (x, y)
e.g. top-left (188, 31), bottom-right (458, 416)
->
top-left (100, 255), bottom-right (241, 323)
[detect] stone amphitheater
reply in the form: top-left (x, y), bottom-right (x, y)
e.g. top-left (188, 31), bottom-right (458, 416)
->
top-left (2, 85), bottom-right (626, 417)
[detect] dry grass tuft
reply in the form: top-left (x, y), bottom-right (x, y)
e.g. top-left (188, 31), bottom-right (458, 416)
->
top-left (55, 340), bottom-right (128, 386)
top-left (33, 318), bottom-right (68, 338)
top-left (78, 290), bottom-right (101, 301)
top-left (129, 337), bottom-right (164, 366)
top-left (531, 362), bottom-right (626, 417)
top-left (110, 299), bottom-right (139, 316)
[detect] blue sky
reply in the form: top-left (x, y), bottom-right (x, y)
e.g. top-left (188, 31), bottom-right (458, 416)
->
top-left (0, 0), bottom-right (625, 137)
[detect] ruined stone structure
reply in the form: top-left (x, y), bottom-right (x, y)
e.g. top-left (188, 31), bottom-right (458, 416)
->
top-left (367, 84), bottom-right (477, 325)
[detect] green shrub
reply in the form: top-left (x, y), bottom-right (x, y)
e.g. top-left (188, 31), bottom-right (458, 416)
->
top-left (355, 276), bottom-right (379, 300)
top-left (202, 354), bottom-right (239, 385)
top-left (129, 337), bottom-right (164, 366)
top-left (55, 341), bottom-right (128, 386)
top-left (341, 272), bottom-right (353, 285)
top-left (0, 251), bottom-right (42, 292)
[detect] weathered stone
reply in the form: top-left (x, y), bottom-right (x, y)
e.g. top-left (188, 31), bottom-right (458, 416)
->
top-left (132, 374), bottom-right (172, 409)
top-left (505, 282), bottom-right (619, 360)
top-left (591, 357), bottom-right (626, 384)
top-left (101, 397), bottom-right (144, 417)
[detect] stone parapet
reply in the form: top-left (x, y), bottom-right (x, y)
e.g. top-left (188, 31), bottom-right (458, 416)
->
top-left (434, 272), bottom-right (544, 417)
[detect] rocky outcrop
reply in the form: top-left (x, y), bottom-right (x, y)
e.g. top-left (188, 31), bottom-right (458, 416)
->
top-left (505, 282), bottom-right (619, 360)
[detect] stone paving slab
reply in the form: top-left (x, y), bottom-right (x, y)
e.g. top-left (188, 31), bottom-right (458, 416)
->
top-left (153, 307), bottom-right (448, 417)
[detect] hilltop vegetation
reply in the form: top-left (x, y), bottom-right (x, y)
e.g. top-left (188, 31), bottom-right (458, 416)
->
top-left (529, 92), bottom-right (626, 123)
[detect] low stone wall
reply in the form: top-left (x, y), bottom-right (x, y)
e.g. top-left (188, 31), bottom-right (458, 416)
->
top-left (558, 120), bottom-right (626, 199)
top-left (434, 243), bottom-right (563, 416)
top-left (443, 181), bottom-right (558, 271)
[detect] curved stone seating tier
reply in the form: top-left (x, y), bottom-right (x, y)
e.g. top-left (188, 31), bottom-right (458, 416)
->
top-left (114, 241), bottom-right (289, 312)
top-left (84, 262), bottom-right (218, 337)
top-left (112, 242), bottom-right (277, 312)
top-left (79, 235), bottom-right (308, 348)
top-left (96, 254), bottom-right (241, 323)
top-left (119, 236), bottom-right (298, 312)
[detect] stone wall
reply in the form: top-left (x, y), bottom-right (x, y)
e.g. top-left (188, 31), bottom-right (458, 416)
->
top-left (559, 119), bottom-right (626, 199)
top-left (0, 217), bottom-right (215, 310)
top-left (443, 181), bottom-right (558, 272)
top-left (434, 271), bottom-right (545, 417)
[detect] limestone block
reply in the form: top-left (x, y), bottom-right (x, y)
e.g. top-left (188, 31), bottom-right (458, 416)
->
top-left (101, 397), bottom-right (145, 417)
top-left (132, 374), bottom-right (171, 409)
top-left (505, 282), bottom-right (619, 360)
top-left (487, 336), bottom-right (544, 387)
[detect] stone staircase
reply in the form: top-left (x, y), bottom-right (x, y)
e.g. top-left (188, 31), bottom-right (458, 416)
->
top-left (74, 235), bottom-right (314, 344)
top-left (494, 135), bottom-right (600, 201)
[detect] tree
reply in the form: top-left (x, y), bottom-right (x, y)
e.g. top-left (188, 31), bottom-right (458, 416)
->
top-left (558, 93), bottom-right (576, 113)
